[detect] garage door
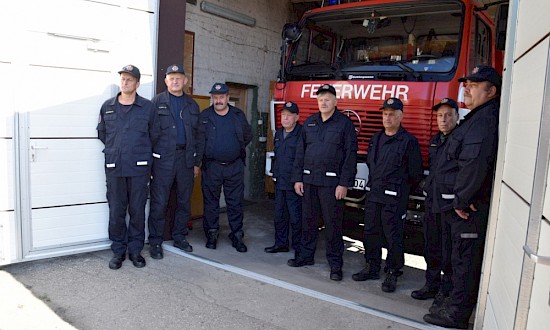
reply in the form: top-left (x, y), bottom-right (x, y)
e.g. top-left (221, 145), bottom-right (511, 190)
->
top-left (0, 0), bottom-right (158, 264)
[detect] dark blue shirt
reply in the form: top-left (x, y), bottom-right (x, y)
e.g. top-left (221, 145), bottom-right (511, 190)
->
top-left (169, 93), bottom-right (186, 145)
top-left (210, 112), bottom-right (241, 162)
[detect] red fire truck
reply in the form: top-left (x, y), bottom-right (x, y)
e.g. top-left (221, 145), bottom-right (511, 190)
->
top-left (269, 0), bottom-right (507, 251)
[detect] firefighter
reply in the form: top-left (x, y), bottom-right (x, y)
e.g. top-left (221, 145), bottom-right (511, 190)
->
top-left (288, 84), bottom-right (358, 281)
top-left (411, 98), bottom-right (459, 302)
top-left (265, 101), bottom-right (303, 254)
top-left (198, 83), bottom-right (252, 252)
top-left (97, 65), bottom-right (160, 269)
top-left (424, 65), bottom-right (501, 329)
top-left (352, 97), bottom-right (422, 292)
top-left (147, 64), bottom-right (201, 259)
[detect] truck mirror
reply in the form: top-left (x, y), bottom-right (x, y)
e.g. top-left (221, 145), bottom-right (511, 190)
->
top-left (282, 23), bottom-right (302, 44)
top-left (495, 4), bottom-right (508, 51)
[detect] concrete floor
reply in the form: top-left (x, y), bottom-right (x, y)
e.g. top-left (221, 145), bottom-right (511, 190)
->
top-left (1, 198), bottom-right (448, 330)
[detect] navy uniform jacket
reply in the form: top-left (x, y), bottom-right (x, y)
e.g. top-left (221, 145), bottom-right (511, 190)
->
top-left (423, 132), bottom-right (453, 213)
top-left (151, 91), bottom-right (201, 172)
top-left (97, 93), bottom-right (159, 177)
top-left (291, 110), bottom-right (358, 187)
top-left (434, 98), bottom-right (499, 211)
top-left (272, 124), bottom-right (302, 190)
top-left (197, 105), bottom-right (252, 164)
top-left (365, 126), bottom-right (422, 206)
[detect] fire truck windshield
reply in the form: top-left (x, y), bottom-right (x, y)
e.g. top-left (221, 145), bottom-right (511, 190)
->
top-left (285, 1), bottom-right (463, 82)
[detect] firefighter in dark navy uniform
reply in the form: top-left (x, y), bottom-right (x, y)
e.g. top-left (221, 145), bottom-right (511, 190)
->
top-left (97, 64), bottom-right (160, 269)
top-left (147, 64), bottom-right (201, 259)
top-left (288, 84), bottom-right (358, 282)
top-left (424, 65), bottom-right (501, 329)
top-left (352, 97), bottom-right (422, 292)
top-left (265, 101), bottom-right (302, 254)
top-left (411, 98), bottom-right (459, 303)
top-left (197, 83), bottom-right (252, 252)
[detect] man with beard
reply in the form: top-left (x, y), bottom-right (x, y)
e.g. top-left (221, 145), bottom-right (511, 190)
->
top-left (197, 83), bottom-right (252, 252)
top-left (424, 65), bottom-right (501, 329)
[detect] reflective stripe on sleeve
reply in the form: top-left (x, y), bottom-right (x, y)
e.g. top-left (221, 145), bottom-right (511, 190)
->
top-left (136, 161), bottom-right (148, 166)
top-left (152, 153), bottom-right (161, 159)
top-left (106, 163), bottom-right (115, 168)
top-left (441, 194), bottom-right (455, 200)
top-left (325, 172), bottom-right (337, 177)
top-left (303, 169), bottom-right (311, 174)
top-left (384, 190), bottom-right (397, 196)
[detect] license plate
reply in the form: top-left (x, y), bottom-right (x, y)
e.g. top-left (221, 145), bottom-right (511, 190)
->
top-left (353, 178), bottom-right (366, 190)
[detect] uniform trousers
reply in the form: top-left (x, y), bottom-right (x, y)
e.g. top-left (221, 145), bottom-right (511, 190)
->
top-left (441, 204), bottom-right (489, 322)
top-left (363, 201), bottom-right (406, 272)
top-left (273, 188), bottom-right (302, 251)
top-left (148, 149), bottom-right (195, 245)
top-left (300, 183), bottom-right (344, 271)
top-left (106, 174), bottom-right (149, 255)
top-left (201, 160), bottom-right (245, 236)
top-left (423, 210), bottom-right (453, 293)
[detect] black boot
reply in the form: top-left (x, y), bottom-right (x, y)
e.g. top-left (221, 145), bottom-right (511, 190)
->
top-left (352, 261), bottom-right (380, 281)
top-left (230, 232), bottom-right (247, 253)
top-left (381, 269), bottom-right (402, 293)
top-left (206, 229), bottom-right (218, 249)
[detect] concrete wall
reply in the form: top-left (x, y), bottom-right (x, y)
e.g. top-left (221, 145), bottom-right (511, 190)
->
top-left (185, 0), bottom-right (291, 110)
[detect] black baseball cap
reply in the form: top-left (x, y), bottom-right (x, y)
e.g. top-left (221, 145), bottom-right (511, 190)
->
top-left (118, 64), bottom-right (141, 80)
top-left (316, 84), bottom-right (337, 96)
top-left (379, 97), bottom-right (404, 111)
top-left (281, 101), bottom-right (299, 114)
top-left (166, 64), bottom-right (185, 76)
top-left (458, 65), bottom-right (501, 88)
top-left (432, 98), bottom-right (459, 113)
top-left (209, 82), bottom-right (229, 94)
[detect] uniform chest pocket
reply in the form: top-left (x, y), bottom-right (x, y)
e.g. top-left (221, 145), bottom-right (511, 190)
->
top-left (386, 150), bottom-right (404, 167)
top-left (324, 129), bottom-right (342, 146)
top-left (459, 141), bottom-right (482, 160)
top-left (132, 117), bottom-right (149, 133)
top-left (104, 113), bottom-right (117, 131)
top-left (158, 108), bottom-right (172, 130)
top-left (304, 125), bottom-right (319, 144)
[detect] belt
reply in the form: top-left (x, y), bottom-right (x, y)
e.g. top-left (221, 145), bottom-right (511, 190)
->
top-left (176, 144), bottom-right (186, 150)
top-left (207, 158), bottom-right (239, 166)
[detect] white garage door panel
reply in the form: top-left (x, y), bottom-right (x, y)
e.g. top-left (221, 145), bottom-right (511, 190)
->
top-left (515, 1), bottom-right (550, 59)
top-left (0, 140), bottom-right (15, 211)
top-left (485, 185), bottom-right (529, 329)
top-left (117, 9), bottom-right (156, 78)
top-left (526, 219), bottom-right (550, 330)
top-left (26, 31), bottom-right (113, 72)
top-left (25, 66), bottom-right (114, 138)
top-left (25, 0), bottom-right (117, 42)
top-left (0, 63), bottom-right (14, 138)
top-left (502, 41), bottom-right (548, 201)
top-left (30, 139), bottom-right (106, 208)
top-left (31, 203), bottom-right (108, 250)
top-left (0, 211), bottom-right (17, 266)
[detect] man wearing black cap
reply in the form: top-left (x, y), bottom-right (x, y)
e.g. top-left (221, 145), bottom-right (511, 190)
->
top-left (147, 64), bottom-right (201, 258)
top-left (411, 98), bottom-right (459, 304)
top-left (197, 83), bottom-right (252, 252)
top-left (352, 97), bottom-right (422, 293)
top-left (265, 101), bottom-right (302, 254)
top-left (289, 84), bottom-right (358, 281)
top-left (97, 65), bottom-right (160, 269)
top-left (424, 65), bottom-right (501, 329)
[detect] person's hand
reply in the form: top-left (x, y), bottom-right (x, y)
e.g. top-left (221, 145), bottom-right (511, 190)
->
top-left (335, 185), bottom-right (348, 200)
top-left (294, 182), bottom-right (304, 196)
top-left (193, 166), bottom-right (200, 178)
top-left (454, 204), bottom-right (477, 219)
